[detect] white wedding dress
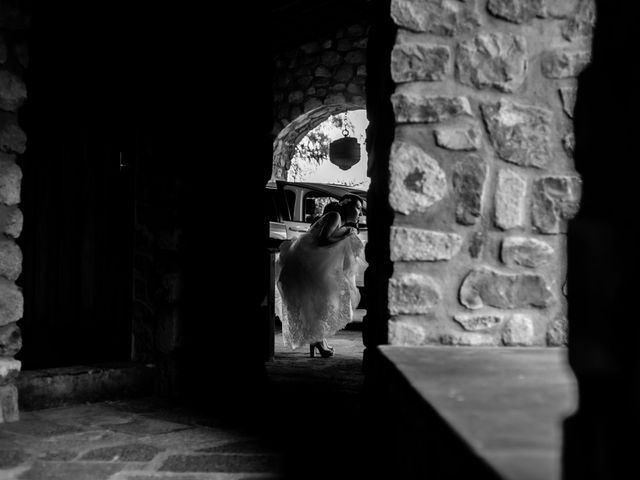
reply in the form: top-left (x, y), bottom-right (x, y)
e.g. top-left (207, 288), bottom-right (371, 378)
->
top-left (275, 215), bottom-right (368, 349)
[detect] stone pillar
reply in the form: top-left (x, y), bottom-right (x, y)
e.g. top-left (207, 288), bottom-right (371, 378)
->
top-left (381, 0), bottom-right (594, 347)
top-left (0, 4), bottom-right (29, 423)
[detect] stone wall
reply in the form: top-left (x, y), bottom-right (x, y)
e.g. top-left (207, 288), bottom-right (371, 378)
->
top-left (386, 0), bottom-right (594, 347)
top-left (0, 4), bottom-right (29, 422)
top-left (272, 21), bottom-right (369, 179)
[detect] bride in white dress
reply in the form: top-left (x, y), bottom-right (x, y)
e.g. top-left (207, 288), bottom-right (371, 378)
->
top-left (276, 195), bottom-right (367, 357)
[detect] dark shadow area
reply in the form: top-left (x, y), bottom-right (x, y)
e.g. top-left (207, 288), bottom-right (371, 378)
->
top-left (184, 328), bottom-right (377, 480)
top-left (14, 0), bottom-right (273, 414)
top-left (565, 2), bottom-right (640, 478)
top-left (10, 1), bottom-right (382, 477)
top-left (17, 1), bottom-right (134, 368)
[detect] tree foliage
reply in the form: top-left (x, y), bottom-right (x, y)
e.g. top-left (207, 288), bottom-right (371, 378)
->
top-left (288, 109), bottom-right (369, 188)
top-left (293, 129), bottom-right (330, 166)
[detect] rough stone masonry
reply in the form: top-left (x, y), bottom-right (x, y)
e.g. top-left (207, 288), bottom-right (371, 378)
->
top-left (0, 7), bottom-right (28, 422)
top-left (271, 22), bottom-right (369, 179)
top-left (387, 0), bottom-right (593, 347)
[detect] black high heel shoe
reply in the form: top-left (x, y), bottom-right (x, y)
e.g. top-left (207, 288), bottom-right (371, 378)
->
top-left (310, 341), bottom-right (335, 358)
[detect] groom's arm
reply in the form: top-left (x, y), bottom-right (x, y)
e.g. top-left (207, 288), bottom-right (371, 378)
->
top-left (317, 212), bottom-right (354, 245)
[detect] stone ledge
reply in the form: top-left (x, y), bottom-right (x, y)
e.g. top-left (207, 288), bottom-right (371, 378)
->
top-left (367, 346), bottom-right (576, 480)
top-left (15, 362), bottom-right (157, 411)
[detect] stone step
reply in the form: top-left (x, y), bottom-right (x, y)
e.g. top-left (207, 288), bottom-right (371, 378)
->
top-left (368, 346), bottom-right (576, 480)
top-left (16, 363), bottom-right (157, 411)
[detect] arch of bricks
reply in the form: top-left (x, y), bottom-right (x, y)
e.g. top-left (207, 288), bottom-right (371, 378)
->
top-left (272, 22), bottom-right (368, 180)
top-left (272, 103), bottom-right (365, 180)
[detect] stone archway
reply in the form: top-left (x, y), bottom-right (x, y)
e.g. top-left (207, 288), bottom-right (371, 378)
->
top-left (271, 21), bottom-right (369, 180)
top-left (271, 102), bottom-right (365, 180)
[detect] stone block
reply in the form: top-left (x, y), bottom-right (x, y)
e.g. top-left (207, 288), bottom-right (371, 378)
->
top-left (389, 141), bottom-right (447, 214)
top-left (287, 90), bottom-right (303, 104)
top-left (0, 384), bottom-right (18, 422)
top-left (391, 0), bottom-right (480, 36)
top-left (481, 99), bottom-right (553, 169)
top-left (546, 314), bottom-right (568, 346)
top-left (0, 205), bottom-right (22, 238)
top-left (80, 443), bottom-right (162, 462)
top-left (547, 0), bottom-right (580, 18)
top-left (391, 39), bottom-right (450, 82)
top-left (355, 36), bottom-right (368, 48)
top-left (346, 83), bottom-right (361, 95)
top-left (0, 121), bottom-right (27, 153)
top-left (0, 322), bottom-right (20, 356)
top-left (501, 236), bottom-right (554, 268)
top-left (389, 273), bottom-right (441, 314)
top-left (561, 0), bottom-right (595, 41)
top-left (325, 93), bottom-right (346, 105)
top-left (320, 51), bottom-right (341, 67)
top-left (494, 169), bottom-right (527, 230)
top-left (452, 155), bottom-right (487, 225)
top-left (453, 313), bottom-right (504, 331)
top-left (0, 239), bottom-right (21, 280)
top-left (0, 281), bottom-right (23, 326)
top-left (440, 332), bottom-right (498, 346)
top-left (502, 313), bottom-right (535, 345)
top-left (541, 49), bottom-right (591, 78)
top-left (0, 157), bottom-right (22, 206)
top-left (390, 226), bottom-right (463, 261)
top-left (16, 464), bottom-right (124, 478)
top-left (487, 0), bottom-right (546, 23)
top-left (0, 357), bottom-right (20, 385)
top-left (388, 318), bottom-right (428, 346)
top-left (434, 124), bottom-right (482, 151)
top-left (456, 33), bottom-right (527, 92)
top-left (531, 175), bottom-right (582, 233)
top-left (460, 267), bottom-right (555, 309)
top-left (392, 92), bottom-right (473, 123)
top-left (559, 86), bottom-right (577, 118)
top-left (314, 65), bottom-right (331, 78)
top-left (334, 65), bottom-right (354, 83)
top-left (0, 70), bottom-right (27, 112)
top-left (468, 231), bottom-right (485, 259)
top-left (345, 50), bottom-right (366, 65)
top-left (562, 133), bottom-right (575, 158)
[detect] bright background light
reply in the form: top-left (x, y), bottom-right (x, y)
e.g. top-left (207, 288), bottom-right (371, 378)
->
top-left (288, 109), bottom-right (370, 189)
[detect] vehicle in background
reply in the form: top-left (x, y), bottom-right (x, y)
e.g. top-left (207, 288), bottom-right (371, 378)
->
top-left (264, 180), bottom-right (368, 290)
top-left (265, 180), bottom-right (367, 242)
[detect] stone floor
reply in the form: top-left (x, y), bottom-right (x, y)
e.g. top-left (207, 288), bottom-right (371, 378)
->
top-left (0, 328), bottom-right (369, 480)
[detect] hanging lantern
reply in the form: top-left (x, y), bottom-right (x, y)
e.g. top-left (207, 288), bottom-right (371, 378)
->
top-left (329, 114), bottom-right (360, 171)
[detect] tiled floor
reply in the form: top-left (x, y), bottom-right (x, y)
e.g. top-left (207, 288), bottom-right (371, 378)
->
top-left (0, 329), bottom-right (368, 480)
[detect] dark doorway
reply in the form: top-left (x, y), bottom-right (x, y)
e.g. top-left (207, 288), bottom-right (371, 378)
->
top-left (15, 2), bottom-right (135, 369)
